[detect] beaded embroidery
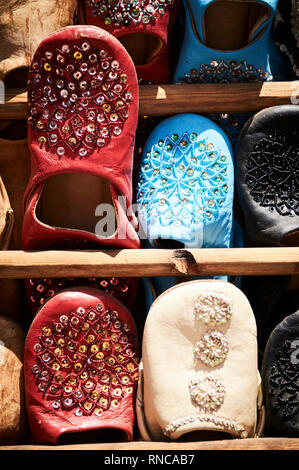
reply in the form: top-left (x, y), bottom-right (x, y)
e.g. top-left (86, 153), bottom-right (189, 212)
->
top-left (246, 130), bottom-right (299, 217)
top-left (31, 304), bottom-right (139, 416)
top-left (268, 337), bottom-right (299, 421)
top-left (194, 330), bottom-right (229, 368)
top-left (194, 291), bottom-right (233, 326)
top-left (87, 0), bottom-right (173, 26)
top-left (189, 375), bottom-right (225, 412)
top-left (291, 0), bottom-right (299, 49)
top-left (28, 41), bottom-right (132, 158)
top-left (27, 277), bottom-right (138, 313)
top-left (179, 60), bottom-right (273, 84)
top-left (136, 132), bottom-right (230, 232)
top-left (163, 413), bottom-right (248, 438)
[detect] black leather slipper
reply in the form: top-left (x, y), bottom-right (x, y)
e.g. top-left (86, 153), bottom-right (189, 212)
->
top-left (261, 309), bottom-right (299, 436)
top-left (236, 105), bottom-right (299, 247)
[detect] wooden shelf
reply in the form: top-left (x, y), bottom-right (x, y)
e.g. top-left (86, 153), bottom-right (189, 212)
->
top-left (0, 82), bottom-right (296, 119)
top-left (2, 438), bottom-right (299, 451)
top-left (0, 247), bottom-right (298, 278)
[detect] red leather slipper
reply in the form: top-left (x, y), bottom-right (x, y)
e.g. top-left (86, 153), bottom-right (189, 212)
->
top-left (79, 0), bottom-right (180, 84)
top-left (23, 25), bottom-right (140, 251)
top-left (24, 287), bottom-right (139, 443)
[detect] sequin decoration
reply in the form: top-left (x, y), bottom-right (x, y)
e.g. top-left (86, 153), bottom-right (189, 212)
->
top-left (245, 130), bottom-right (299, 217)
top-left (179, 60), bottom-right (273, 84)
top-left (189, 375), bottom-right (225, 412)
top-left (136, 133), bottom-right (230, 232)
top-left (194, 291), bottom-right (233, 326)
top-left (27, 277), bottom-right (138, 314)
top-left (87, 0), bottom-right (173, 26)
top-left (31, 304), bottom-right (139, 416)
top-left (268, 337), bottom-right (299, 420)
top-left (163, 413), bottom-right (248, 438)
top-left (28, 41), bottom-right (131, 158)
top-left (194, 330), bottom-right (229, 368)
top-left (291, 0), bottom-right (299, 49)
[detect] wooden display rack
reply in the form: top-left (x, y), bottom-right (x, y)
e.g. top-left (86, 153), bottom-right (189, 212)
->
top-left (0, 83), bottom-right (299, 451)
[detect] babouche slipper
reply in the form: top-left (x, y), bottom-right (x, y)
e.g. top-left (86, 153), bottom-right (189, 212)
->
top-left (22, 25), bottom-right (140, 251)
top-left (79, 0), bottom-right (180, 84)
top-left (24, 287), bottom-right (139, 443)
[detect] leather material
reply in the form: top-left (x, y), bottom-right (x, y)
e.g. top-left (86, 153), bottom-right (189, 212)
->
top-left (22, 25), bottom-right (140, 250)
top-left (136, 113), bottom-right (236, 303)
top-left (137, 280), bottom-right (262, 441)
top-left (0, 0), bottom-right (76, 81)
top-left (261, 310), bottom-right (299, 436)
top-left (24, 287), bottom-right (139, 444)
top-left (236, 105), bottom-right (299, 247)
top-left (0, 316), bottom-right (27, 444)
top-left (80, 0), bottom-right (180, 84)
top-left (136, 113), bottom-right (234, 249)
top-left (26, 276), bottom-right (139, 316)
top-left (173, 0), bottom-right (285, 84)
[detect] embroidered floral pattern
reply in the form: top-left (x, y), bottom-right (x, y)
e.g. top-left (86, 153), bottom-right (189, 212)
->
top-left (136, 132), bottom-right (230, 232)
top-left (246, 130), bottom-right (299, 217)
top-left (268, 337), bottom-right (299, 420)
top-left (28, 40), bottom-right (132, 159)
top-left (194, 291), bottom-right (233, 326)
top-left (179, 60), bottom-right (273, 84)
top-left (194, 330), bottom-right (229, 368)
top-left (189, 375), bottom-right (225, 412)
top-left (87, 0), bottom-right (173, 26)
top-left (31, 304), bottom-right (139, 417)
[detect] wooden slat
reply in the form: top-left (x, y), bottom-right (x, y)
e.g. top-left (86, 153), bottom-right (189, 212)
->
top-left (1, 438), bottom-right (299, 451)
top-left (0, 82), bottom-right (297, 119)
top-left (0, 248), bottom-right (298, 278)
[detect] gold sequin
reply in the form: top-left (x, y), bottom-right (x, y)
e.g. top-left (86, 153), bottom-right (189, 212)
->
top-left (102, 341), bottom-right (111, 350)
top-left (99, 397), bottom-right (108, 407)
top-left (101, 373), bottom-right (110, 383)
top-left (96, 352), bottom-right (105, 360)
top-left (73, 51), bottom-right (82, 60)
top-left (90, 344), bottom-right (99, 353)
top-left (79, 345), bottom-right (87, 353)
top-left (83, 401), bottom-right (93, 411)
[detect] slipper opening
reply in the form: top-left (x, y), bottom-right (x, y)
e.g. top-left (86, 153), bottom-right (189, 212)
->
top-left (56, 428), bottom-right (129, 445)
top-left (202, 1), bottom-right (270, 51)
top-left (35, 173), bottom-right (117, 237)
top-left (119, 33), bottom-right (163, 66)
top-left (4, 67), bottom-right (29, 88)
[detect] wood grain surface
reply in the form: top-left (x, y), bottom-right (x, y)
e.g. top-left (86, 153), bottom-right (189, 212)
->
top-left (0, 248), bottom-right (297, 278)
top-left (0, 82), bottom-right (296, 119)
top-left (1, 438), bottom-right (299, 451)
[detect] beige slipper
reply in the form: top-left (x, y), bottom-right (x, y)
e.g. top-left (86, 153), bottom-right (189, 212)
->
top-left (0, 316), bottom-right (27, 444)
top-left (137, 280), bottom-right (264, 441)
top-left (0, 0), bottom-right (76, 86)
